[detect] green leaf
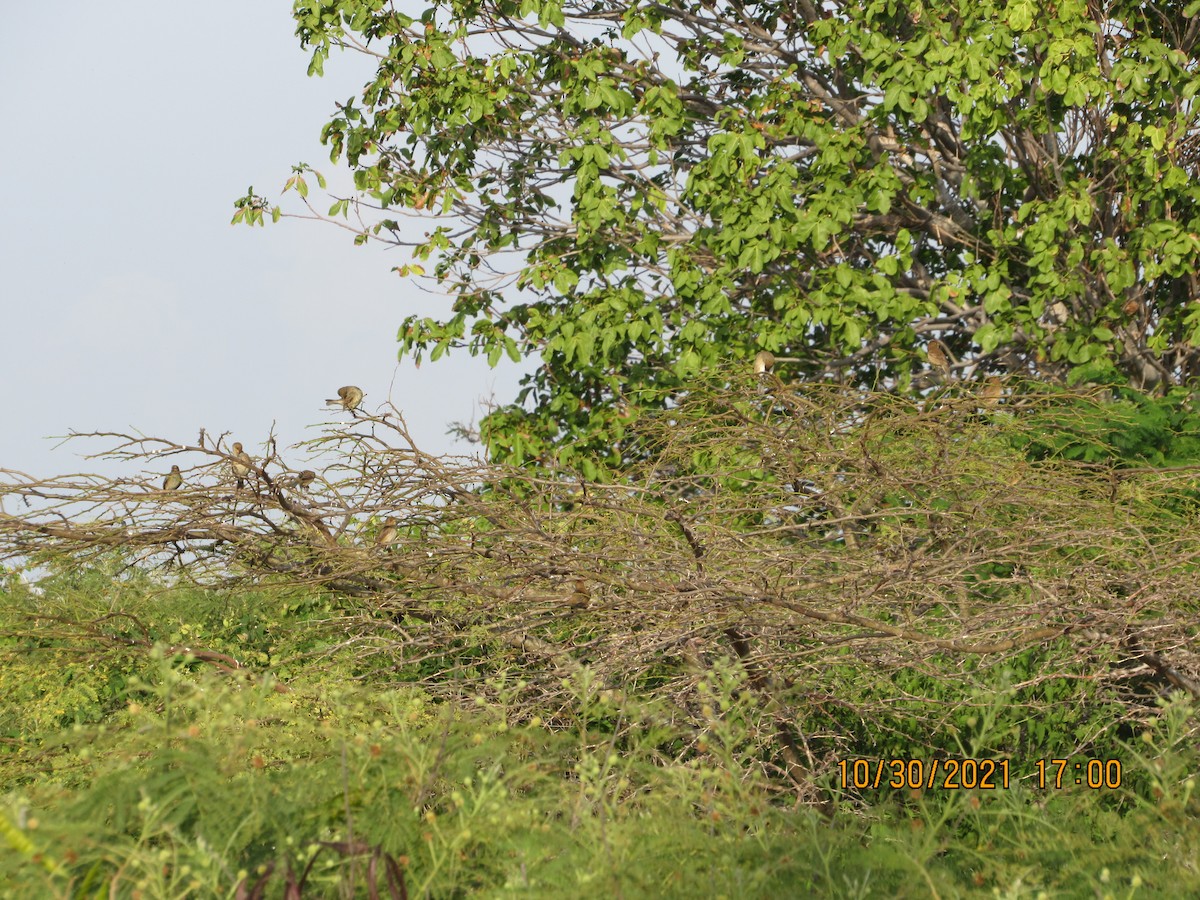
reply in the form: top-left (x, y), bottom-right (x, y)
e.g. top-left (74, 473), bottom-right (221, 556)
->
top-left (248, 0), bottom-right (1200, 467)
top-left (975, 322), bottom-right (1000, 354)
top-left (1006, 0), bottom-right (1034, 32)
top-left (842, 318), bottom-right (862, 349)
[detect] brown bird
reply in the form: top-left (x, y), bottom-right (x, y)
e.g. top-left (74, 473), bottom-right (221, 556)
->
top-left (326, 385), bottom-right (364, 414)
top-left (297, 470), bottom-right (316, 491)
top-left (752, 350), bottom-right (802, 376)
top-left (926, 339), bottom-right (952, 373)
top-left (230, 442), bottom-right (252, 490)
top-left (376, 516), bottom-right (399, 547)
top-left (565, 579), bottom-right (590, 610)
top-left (162, 465), bottom-right (183, 491)
top-left (980, 376), bottom-right (1003, 407)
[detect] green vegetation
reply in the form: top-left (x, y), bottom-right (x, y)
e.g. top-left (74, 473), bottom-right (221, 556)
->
top-left (2, 574), bottom-right (1199, 898)
top-left (29, 0), bottom-right (1200, 869)
top-left (4, 381), bottom-right (1200, 896)
top-left (11, 0), bottom-right (1200, 893)
top-left (238, 0), bottom-right (1200, 466)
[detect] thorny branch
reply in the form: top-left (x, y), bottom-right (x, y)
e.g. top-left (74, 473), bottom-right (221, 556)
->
top-left (2, 382), bottom-right (1199, 803)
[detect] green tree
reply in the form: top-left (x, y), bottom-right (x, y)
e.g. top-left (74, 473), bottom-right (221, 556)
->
top-left (236, 0), bottom-right (1200, 466)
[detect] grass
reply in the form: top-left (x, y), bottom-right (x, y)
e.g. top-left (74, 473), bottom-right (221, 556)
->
top-left (2, 575), bottom-right (1198, 899)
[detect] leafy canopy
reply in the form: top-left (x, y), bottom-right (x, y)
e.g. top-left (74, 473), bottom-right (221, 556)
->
top-left (237, 0), bottom-right (1200, 464)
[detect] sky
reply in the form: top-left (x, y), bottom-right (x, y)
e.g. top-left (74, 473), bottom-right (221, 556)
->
top-left (0, 2), bottom-right (530, 483)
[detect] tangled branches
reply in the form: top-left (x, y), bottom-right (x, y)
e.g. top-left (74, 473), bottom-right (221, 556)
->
top-left (3, 381), bottom-right (1199, 803)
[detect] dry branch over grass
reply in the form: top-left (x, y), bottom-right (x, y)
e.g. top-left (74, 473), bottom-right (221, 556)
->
top-left (3, 378), bottom-right (1199, 806)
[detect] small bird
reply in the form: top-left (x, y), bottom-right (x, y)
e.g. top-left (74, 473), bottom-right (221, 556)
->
top-left (326, 385), bottom-right (364, 414)
top-left (753, 350), bottom-right (775, 375)
top-left (927, 339), bottom-right (952, 373)
top-left (297, 470), bottom-right (316, 491)
top-left (980, 376), bottom-right (1003, 407)
top-left (565, 579), bottom-right (590, 610)
top-left (376, 516), bottom-right (399, 547)
top-left (230, 442), bottom-right (252, 490)
top-left (1047, 301), bottom-right (1070, 326)
top-left (162, 465), bottom-right (183, 491)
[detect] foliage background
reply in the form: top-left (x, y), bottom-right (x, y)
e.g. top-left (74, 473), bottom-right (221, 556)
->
top-left (9, 1), bottom-right (1200, 895)
top-left (232, 0), bottom-right (1200, 465)
top-left (4, 380), bottom-right (1200, 894)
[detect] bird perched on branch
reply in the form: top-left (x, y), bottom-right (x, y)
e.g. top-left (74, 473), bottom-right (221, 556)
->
top-left (280, 469), bottom-right (318, 491)
top-left (752, 350), bottom-right (802, 375)
top-left (980, 376), bottom-right (1003, 408)
top-left (926, 339), bottom-right (952, 374)
top-left (327, 385), bottom-right (364, 414)
top-left (162, 466), bottom-right (183, 491)
top-left (566, 579), bottom-right (591, 610)
top-left (753, 350), bottom-right (776, 375)
top-left (230, 442), bottom-right (252, 490)
top-left (376, 516), bottom-right (398, 547)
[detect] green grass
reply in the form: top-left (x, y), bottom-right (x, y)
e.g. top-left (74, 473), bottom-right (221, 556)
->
top-left (2, 572), bottom-right (1199, 899)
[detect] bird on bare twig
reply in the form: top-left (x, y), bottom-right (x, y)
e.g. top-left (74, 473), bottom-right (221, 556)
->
top-left (926, 339), bottom-right (952, 374)
top-left (980, 376), bottom-right (1003, 408)
top-left (230, 442), bottom-right (252, 490)
top-left (281, 469), bottom-right (318, 491)
top-left (376, 516), bottom-right (399, 547)
top-left (752, 350), bottom-right (802, 375)
top-left (566, 578), bottom-right (591, 610)
top-left (162, 466), bottom-right (183, 491)
top-left (326, 385), bottom-right (364, 414)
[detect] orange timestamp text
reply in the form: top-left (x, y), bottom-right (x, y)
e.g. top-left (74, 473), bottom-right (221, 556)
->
top-left (837, 758), bottom-right (1123, 791)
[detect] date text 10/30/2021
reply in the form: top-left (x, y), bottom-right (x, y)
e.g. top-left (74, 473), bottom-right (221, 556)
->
top-left (837, 758), bottom-right (1123, 791)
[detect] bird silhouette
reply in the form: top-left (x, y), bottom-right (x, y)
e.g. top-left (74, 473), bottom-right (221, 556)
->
top-left (326, 385), bottom-right (364, 414)
top-left (376, 516), bottom-right (399, 547)
top-left (162, 466), bottom-right (183, 491)
top-left (230, 442), bottom-right (252, 490)
top-left (297, 470), bottom-right (316, 491)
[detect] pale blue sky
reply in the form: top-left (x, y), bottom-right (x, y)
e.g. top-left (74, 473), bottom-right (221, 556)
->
top-left (0, 2), bottom-right (528, 480)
